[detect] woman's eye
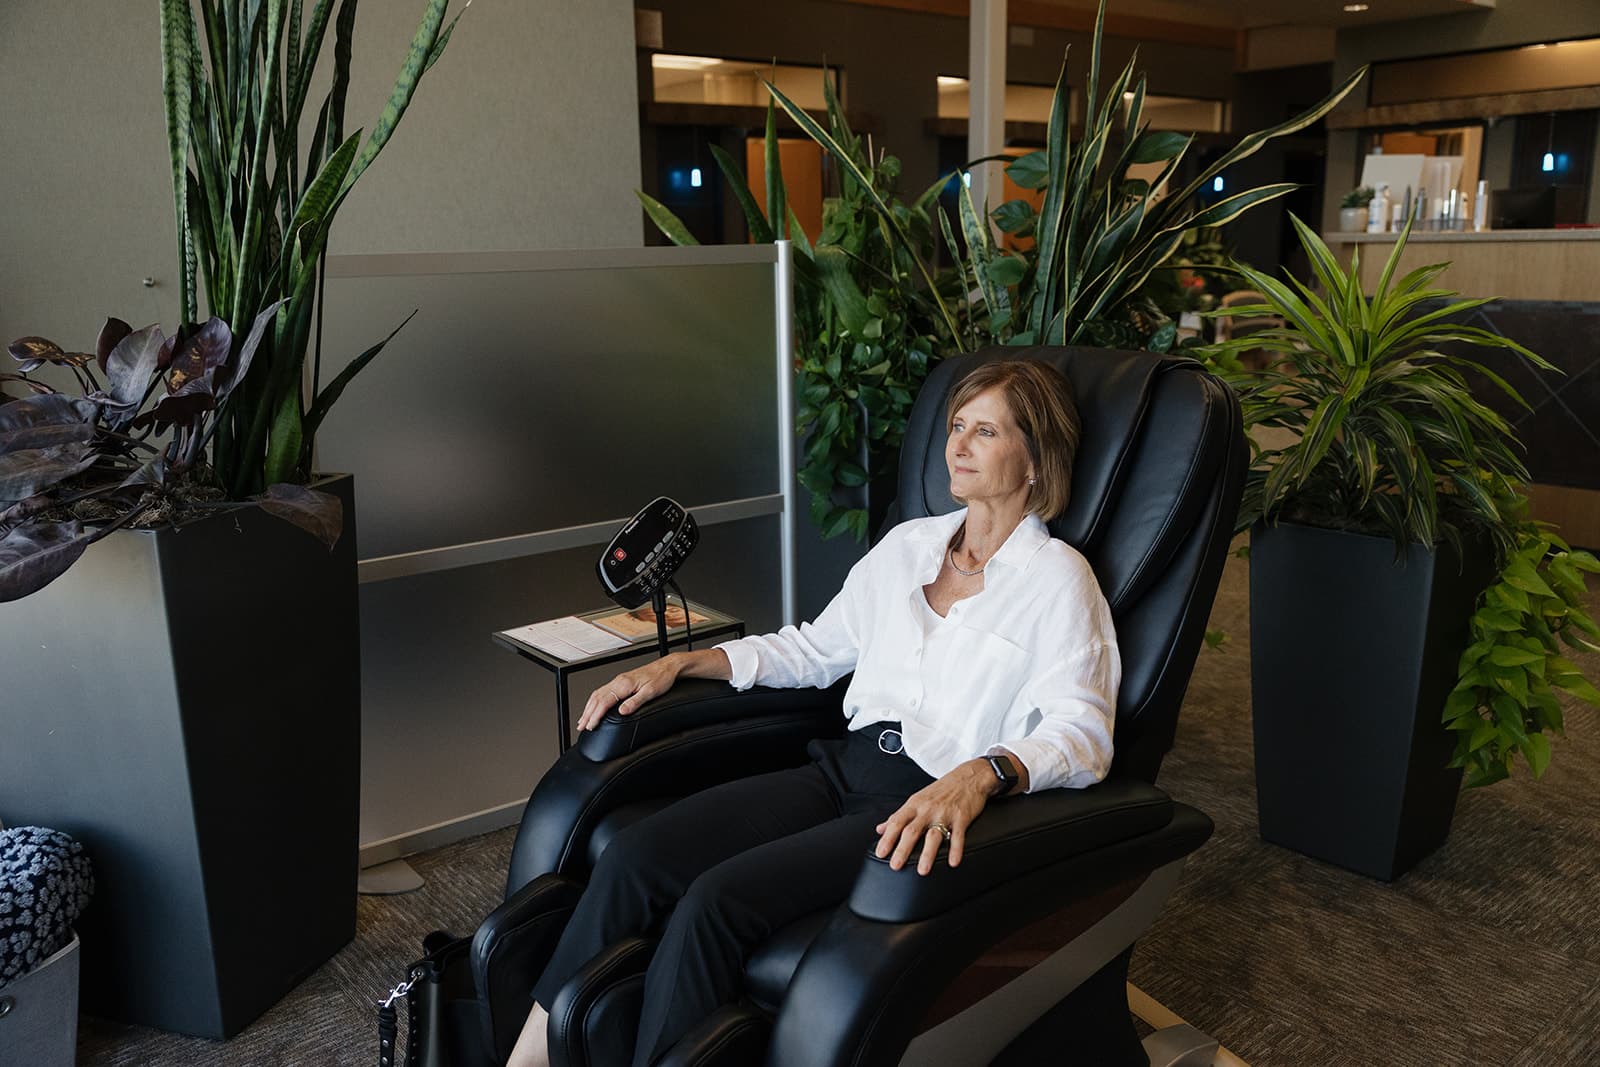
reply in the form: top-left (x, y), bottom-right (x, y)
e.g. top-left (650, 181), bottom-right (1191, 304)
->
top-left (979, 428), bottom-right (994, 437)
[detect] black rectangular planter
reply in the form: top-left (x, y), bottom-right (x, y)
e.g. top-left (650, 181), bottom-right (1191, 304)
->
top-left (0, 475), bottom-right (359, 1038)
top-left (1249, 521), bottom-right (1493, 881)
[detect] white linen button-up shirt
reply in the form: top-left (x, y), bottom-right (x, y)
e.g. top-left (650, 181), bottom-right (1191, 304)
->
top-left (716, 508), bottom-right (1120, 792)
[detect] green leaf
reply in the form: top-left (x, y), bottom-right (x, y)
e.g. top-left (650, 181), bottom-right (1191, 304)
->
top-left (1554, 675), bottom-right (1600, 707)
top-left (1004, 150), bottom-right (1049, 191)
top-left (1503, 556), bottom-right (1556, 598)
top-left (303, 309), bottom-right (419, 438)
top-left (1567, 549), bottom-right (1600, 573)
top-left (836, 461), bottom-right (868, 487)
top-left (1130, 130), bottom-right (1190, 164)
top-left (814, 247), bottom-right (872, 336)
top-left (992, 199), bottom-right (1038, 237)
top-left (343, 0), bottom-right (449, 194)
top-left (636, 191), bottom-right (701, 247)
top-left (1521, 733), bottom-right (1552, 778)
top-left (764, 97), bottom-right (787, 240)
top-left (987, 255), bottom-right (1027, 288)
top-left (1488, 646), bottom-right (1544, 668)
top-left (160, 0), bottom-right (197, 321)
top-left (708, 144), bottom-right (775, 244)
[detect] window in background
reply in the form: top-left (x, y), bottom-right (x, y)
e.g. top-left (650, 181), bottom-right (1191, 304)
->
top-left (1509, 110), bottom-right (1596, 225)
top-left (651, 55), bottom-right (834, 112)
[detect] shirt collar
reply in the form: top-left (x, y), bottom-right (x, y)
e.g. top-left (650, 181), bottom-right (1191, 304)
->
top-left (907, 508), bottom-right (1051, 575)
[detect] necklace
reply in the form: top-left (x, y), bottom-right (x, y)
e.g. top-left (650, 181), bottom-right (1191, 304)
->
top-left (947, 546), bottom-right (985, 577)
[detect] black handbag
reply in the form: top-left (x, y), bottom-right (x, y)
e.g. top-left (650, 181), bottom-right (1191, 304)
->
top-left (379, 930), bottom-right (490, 1067)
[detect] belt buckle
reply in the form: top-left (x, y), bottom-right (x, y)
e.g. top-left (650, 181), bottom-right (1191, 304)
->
top-left (877, 728), bottom-right (904, 755)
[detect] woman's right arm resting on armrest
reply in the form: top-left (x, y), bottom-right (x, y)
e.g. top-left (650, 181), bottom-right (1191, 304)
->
top-left (577, 547), bottom-right (876, 731)
top-left (575, 647), bottom-right (732, 732)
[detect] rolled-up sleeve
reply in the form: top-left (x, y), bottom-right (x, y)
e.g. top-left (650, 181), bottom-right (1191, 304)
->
top-left (989, 640), bottom-right (1119, 792)
top-left (715, 558), bottom-right (867, 691)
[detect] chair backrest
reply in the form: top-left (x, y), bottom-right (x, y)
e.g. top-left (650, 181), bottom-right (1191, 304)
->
top-left (892, 346), bottom-right (1245, 782)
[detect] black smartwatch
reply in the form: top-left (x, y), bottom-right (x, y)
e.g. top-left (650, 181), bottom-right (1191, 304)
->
top-left (985, 753), bottom-right (1019, 795)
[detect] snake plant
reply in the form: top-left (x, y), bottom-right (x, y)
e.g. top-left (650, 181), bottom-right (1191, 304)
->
top-left (765, 0), bottom-right (1366, 354)
top-left (160, 0), bottom-right (464, 496)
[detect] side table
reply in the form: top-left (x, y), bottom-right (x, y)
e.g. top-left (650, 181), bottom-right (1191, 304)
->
top-left (493, 601), bottom-right (745, 754)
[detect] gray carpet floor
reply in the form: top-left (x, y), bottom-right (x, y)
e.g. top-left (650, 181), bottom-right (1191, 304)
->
top-left (77, 543), bottom-right (1600, 1066)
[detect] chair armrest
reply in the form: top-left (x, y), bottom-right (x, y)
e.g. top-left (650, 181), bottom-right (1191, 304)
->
top-left (577, 678), bottom-right (846, 762)
top-left (772, 803), bottom-right (1214, 1067)
top-left (849, 777), bottom-right (1174, 923)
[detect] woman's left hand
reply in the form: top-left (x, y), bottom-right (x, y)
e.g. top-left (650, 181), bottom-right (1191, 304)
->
top-left (874, 760), bottom-right (997, 876)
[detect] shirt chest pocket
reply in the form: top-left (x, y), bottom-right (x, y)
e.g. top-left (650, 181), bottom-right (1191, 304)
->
top-left (927, 625), bottom-right (1032, 729)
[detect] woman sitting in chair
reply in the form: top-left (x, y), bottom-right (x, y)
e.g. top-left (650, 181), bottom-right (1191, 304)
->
top-left (510, 359), bottom-right (1120, 1067)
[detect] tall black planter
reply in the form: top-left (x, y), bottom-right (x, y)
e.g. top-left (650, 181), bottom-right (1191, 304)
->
top-left (1249, 521), bottom-right (1493, 881)
top-left (0, 475), bottom-right (359, 1038)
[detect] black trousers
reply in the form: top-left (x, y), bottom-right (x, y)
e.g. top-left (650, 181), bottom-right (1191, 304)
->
top-left (529, 727), bottom-right (935, 1067)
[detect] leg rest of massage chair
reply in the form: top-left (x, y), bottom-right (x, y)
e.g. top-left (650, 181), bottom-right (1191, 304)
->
top-left (548, 936), bottom-right (657, 1067)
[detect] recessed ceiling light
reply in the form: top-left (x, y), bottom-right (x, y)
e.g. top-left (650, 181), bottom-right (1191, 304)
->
top-left (1343, 3), bottom-right (1369, 10)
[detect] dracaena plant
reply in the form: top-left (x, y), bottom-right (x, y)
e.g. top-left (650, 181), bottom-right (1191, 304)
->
top-left (1204, 212), bottom-right (1552, 557)
top-left (638, 87), bottom-right (955, 543)
top-left (765, 0), bottom-right (1366, 355)
top-left (1, 310), bottom-right (337, 602)
top-left (161, 0), bottom-right (463, 498)
top-left (1201, 214), bottom-right (1598, 785)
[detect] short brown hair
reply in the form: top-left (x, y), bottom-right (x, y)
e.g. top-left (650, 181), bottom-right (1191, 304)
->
top-left (945, 359), bottom-right (1081, 520)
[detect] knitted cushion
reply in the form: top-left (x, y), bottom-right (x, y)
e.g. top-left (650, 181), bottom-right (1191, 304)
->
top-left (0, 827), bottom-right (94, 989)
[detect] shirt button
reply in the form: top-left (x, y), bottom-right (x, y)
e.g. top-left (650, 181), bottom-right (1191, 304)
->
top-left (909, 697), bottom-right (920, 708)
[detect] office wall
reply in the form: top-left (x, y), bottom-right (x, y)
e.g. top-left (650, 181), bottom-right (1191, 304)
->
top-left (1323, 2), bottom-right (1600, 231)
top-left (0, 0), bottom-right (643, 345)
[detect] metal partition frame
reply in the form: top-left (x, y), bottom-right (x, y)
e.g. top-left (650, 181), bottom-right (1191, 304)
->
top-left (319, 243), bottom-right (798, 622)
top-left (311, 243), bottom-right (797, 852)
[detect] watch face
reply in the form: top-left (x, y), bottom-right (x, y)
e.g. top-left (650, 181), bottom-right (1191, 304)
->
top-left (989, 754), bottom-right (1018, 783)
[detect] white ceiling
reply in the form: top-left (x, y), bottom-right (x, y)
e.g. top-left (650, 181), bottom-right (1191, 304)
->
top-left (1025, 0), bottom-right (1495, 30)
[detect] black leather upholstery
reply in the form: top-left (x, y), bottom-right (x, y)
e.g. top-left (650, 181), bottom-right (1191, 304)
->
top-left (467, 347), bottom-right (1245, 1067)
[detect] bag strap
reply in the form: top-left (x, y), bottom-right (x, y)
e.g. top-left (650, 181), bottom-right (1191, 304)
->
top-left (378, 968), bottom-right (424, 1067)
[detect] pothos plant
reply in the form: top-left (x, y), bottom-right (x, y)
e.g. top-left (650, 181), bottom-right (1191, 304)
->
top-left (0, 0), bottom-right (461, 602)
top-left (1443, 484), bottom-right (1600, 787)
top-left (639, 86), bottom-right (955, 543)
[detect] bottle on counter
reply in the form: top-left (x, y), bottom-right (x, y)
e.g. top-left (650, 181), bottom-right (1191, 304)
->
top-left (1415, 186), bottom-right (1429, 230)
top-left (1474, 179), bottom-right (1490, 232)
top-left (1367, 183), bottom-right (1390, 233)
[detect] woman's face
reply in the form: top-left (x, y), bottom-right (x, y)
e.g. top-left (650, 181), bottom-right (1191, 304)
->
top-left (946, 386), bottom-right (1035, 507)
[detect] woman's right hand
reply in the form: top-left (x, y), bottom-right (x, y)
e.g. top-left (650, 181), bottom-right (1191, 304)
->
top-left (576, 654), bottom-right (683, 732)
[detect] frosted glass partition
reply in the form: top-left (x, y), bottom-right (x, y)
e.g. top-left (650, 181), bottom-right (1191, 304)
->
top-left (310, 245), bottom-right (796, 851)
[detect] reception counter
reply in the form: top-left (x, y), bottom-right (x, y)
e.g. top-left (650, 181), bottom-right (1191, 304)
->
top-left (1325, 228), bottom-right (1600, 304)
top-left (1323, 228), bottom-right (1600, 548)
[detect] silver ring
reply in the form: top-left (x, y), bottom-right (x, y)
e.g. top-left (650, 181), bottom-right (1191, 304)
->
top-left (928, 822), bottom-right (951, 840)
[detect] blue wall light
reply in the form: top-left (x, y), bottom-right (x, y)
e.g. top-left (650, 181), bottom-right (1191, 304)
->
top-left (1212, 175), bottom-right (1225, 193)
top-left (691, 167), bottom-right (703, 188)
top-left (1542, 151), bottom-right (1555, 172)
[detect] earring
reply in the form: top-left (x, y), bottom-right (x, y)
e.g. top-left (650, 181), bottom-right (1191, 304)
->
top-left (1028, 477), bottom-right (1035, 485)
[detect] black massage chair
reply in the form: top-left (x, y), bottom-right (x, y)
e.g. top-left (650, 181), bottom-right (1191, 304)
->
top-left (459, 345), bottom-right (1246, 1066)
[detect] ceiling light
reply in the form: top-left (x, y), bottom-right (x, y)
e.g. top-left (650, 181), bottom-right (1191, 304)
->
top-left (1343, 3), bottom-right (1369, 11)
top-left (651, 54), bottom-right (724, 71)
